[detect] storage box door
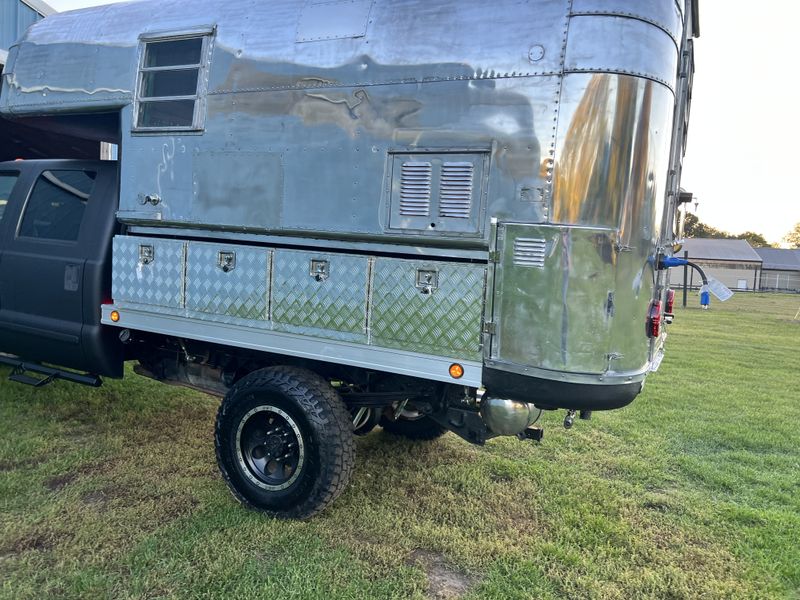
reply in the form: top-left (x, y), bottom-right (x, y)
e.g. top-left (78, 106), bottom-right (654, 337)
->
top-left (112, 236), bottom-right (186, 309)
top-left (491, 224), bottom-right (615, 374)
top-left (370, 259), bottom-right (485, 360)
top-left (271, 250), bottom-right (369, 340)
top-left (185, 242), bottom-right (269, 321)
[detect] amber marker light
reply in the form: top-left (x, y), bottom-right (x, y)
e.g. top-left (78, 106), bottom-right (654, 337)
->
top-left (110, 310), bottom-right (121, 323)
top-left (449, 363), bottom-right (464, 379)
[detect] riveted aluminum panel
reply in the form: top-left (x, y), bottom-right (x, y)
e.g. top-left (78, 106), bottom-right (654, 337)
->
top-left (192, 151), bottom-right (283, 230)
top-left (491, 224), bottom-right (615, 374)
top-left (564, 16), bottom-right (679, 91)
top-left (296, 0), bottom-right (374, 42)
top-left (570, 0), bottom-right (683, 45)
top-left (371, 259), bottom-right (485, 360)
top-left (185, 242), bottom-right (269, 320)
top-left (271, 250), bottom-right (369, 338)
top-left (551, 74), bottom-right (676, 231)
top-left (112, 235), bottom-right (186, 309)
top-left (1, 0), bottom-right (570, 115)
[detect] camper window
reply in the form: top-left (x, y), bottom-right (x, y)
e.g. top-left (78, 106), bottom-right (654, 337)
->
top-left (135, 35), bottom-right (210, 131)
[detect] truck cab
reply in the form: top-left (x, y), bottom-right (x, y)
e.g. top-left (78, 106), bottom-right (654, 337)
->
top-left (0, 160), bottom-right (122, 377)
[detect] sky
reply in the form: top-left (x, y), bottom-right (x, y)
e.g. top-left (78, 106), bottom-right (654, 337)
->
top-left (43, 0), bottom-right (800, 246)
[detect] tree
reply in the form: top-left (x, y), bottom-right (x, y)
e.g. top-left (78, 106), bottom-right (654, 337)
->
top-left (681, 213), bottom-right (774, 247)
top-left (784, 223), bottom-right (800, 249)
top-left (683, 213), bottom-right (731, 239)
top-left (736, 231), bottom-right (772, 248)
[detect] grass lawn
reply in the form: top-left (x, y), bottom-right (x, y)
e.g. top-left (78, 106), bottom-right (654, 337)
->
top-left (1, 293), bottom-right (798, 599)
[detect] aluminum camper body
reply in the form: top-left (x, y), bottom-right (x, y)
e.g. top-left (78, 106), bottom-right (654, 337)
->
top-left (0, 0), bottom-right (697, 410)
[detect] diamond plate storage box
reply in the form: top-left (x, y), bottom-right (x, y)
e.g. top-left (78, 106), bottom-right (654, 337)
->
top-left (272, 250), bottom-right (370, 342)
top-left (185, 242), bottom-right (269, 321)
top-left (112, 236), bottom-right (186, 309)
top-left (370, 259), bottom-right (486, 360)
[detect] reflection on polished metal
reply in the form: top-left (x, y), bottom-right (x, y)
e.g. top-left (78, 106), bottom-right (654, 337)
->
top-left (480, 398), bottom-right (542, 436)
top-left (2, 0), bottom-right (698, 409)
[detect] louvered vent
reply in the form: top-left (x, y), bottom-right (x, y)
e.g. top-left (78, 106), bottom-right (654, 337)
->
top-left (399, 161), bottom-right (432, 217)
top-left (513, 238), bottom-right (547, 267)
top-left (439, 162), bottom-right (474, 218)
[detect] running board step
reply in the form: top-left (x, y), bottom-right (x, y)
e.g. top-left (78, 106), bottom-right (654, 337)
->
top-left (0, 355), bottom-right (102, 388)
top-left (9, 372), bottom-right (56, 387)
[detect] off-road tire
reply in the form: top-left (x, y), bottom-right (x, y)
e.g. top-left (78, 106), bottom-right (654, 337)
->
top-left (380, 414), bottom-right (447, 441)
top-left (215, 366), bottom-right (355, 519)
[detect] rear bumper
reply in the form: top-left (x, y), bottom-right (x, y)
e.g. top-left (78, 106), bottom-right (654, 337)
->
top-left (482, 366), bottom-right (644, 411)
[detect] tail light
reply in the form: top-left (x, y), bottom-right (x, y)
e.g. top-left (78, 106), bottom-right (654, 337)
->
top-left (665, 289), bottom-right (675, 314)
top-left (647, 300), bottom-right (663, 338)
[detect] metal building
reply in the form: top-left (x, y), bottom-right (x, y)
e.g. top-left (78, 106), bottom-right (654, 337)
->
top-left (672, 238), bottom-right (763, 291)
top-left (1, 0), bottom-right (102, 161)
top-left (0, 0), bottom-right (51, 63)
top-left (756, 248), bottom-right (800, 292)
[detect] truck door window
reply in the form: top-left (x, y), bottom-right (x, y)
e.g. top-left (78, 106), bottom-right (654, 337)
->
top-left (18, 170), bottom-right (97, 242)
top-left (0, 173), bottom-right (19, 225)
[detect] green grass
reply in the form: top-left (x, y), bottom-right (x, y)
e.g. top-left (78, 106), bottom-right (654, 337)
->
top-left (1, 293), bottom-right (799, 599)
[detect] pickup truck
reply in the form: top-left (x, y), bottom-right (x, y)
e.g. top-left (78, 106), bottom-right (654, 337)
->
top-left (0, 0), bottom-right (699, 520)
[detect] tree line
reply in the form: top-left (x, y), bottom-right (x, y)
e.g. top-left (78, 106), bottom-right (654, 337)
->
top-left (683, 214), bottom-right (800, 249)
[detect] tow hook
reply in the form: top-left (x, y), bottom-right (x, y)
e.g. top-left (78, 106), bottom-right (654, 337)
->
top-left (564, 409), bottom-right (593, 429)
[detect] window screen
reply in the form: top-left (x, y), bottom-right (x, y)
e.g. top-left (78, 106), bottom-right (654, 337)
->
top-left (136, 35), bottom-right (208, 130)
top-left (0, 172), bottom-right (19, 225)
top-left (19, 171), bottom-right (96, 242)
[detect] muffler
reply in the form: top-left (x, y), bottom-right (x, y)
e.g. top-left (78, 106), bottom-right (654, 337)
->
top-left (480, 397), bottom-right (542, 436)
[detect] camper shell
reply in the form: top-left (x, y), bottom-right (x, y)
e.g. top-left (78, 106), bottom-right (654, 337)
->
top-left (0, 0), bottom-right (698, 518)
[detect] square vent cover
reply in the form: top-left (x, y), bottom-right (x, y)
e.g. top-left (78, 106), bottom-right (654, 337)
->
top-left (387, 152), bottom-right (488, 236)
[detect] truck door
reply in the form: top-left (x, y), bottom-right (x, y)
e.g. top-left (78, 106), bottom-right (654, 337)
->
top-left (0, 162), bottom-right (123, 376)
top-left (0, 166), bottom-right (27, 326)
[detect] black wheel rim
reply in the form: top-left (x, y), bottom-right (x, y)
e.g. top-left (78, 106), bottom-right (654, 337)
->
top-left (235, 404), bottom-right (305, 491)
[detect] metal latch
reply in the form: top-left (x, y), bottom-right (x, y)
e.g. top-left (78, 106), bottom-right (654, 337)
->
top-left (139, 244), bottom-right (154, 265)
top-left (482, 321), bottom-right (496, 335)
top-left (140, 194), bottom-right (162, 206)
top-left (415, 269), bottom-right (438, 294)
top-left (310, 259), bottom-right (329, 282)
top-left (218, 251), bottom-right (236, 273)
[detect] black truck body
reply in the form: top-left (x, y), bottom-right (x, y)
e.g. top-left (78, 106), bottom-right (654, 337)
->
top-left (0, 160), bottom-right (122, 378)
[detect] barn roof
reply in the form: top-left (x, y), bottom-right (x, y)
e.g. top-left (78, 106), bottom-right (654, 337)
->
top-left (755, 248), bottom-right (800, 271)
top-left (681, 238), bottom-right (763, 263)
